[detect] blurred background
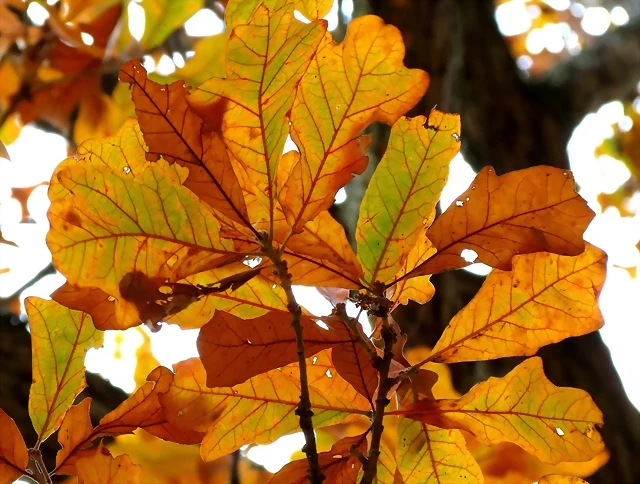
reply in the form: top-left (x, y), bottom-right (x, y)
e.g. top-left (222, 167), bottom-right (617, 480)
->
top-left (0, 0), bottom-right (639, 482)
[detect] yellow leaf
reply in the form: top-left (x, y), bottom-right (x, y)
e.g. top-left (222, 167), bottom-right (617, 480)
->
top-left (189, 2), bottom-right (326, 228)
top-left (407, 357), bottom-right (604, 465)
top-left (176, 33), bottom-right (228, 87)
top-left (279, 15), bottom-right (429, 231)
top-left (429, 244), bottom-right (606, 363)
top-left (47, 159), bottom-right (236, 329)
top-left (160, 351), bottom-right (369, 461)
top-left (0, 409), bottom-right (28, 484)
top-left (27, 297), bottom-right (103, 443)
top-left (414, 166), bottom-right (595, 275)
top-left (295, 0), bottom-right (333, 19)
top-left (357, 111), bottom-right (460, 283)
top-left (76, 447), bottom-right (141, 483)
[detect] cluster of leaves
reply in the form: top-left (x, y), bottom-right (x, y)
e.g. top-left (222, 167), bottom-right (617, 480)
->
top-left (1, 0), bottom-right (608, 483)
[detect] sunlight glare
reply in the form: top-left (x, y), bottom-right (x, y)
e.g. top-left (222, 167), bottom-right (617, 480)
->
top-left (185, 9), bottom-right (225, 37)
top-left (495, 1), bottom-right (531, 36)
top-left (128, 0), bottom-right (145, 41)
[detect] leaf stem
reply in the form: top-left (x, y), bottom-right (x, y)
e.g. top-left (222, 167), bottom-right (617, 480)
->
top-left (360, 314), bottom-right (396, 484)
top-left (27, 449), bottom-right (52, 484)
top-left (264, 244), bottom-right (324, 483)
top-left (334, 303), bottom-right (377, 360)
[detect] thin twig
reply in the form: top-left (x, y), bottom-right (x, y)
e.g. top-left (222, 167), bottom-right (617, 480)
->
top-left (264, 244), bottom-right (324, 483)
top-left (360, 314), bottom-right (396, 484)
top-left (334, 303), bottom-right (377, 359)
top-left (27, 449), bottom-right (52, 484)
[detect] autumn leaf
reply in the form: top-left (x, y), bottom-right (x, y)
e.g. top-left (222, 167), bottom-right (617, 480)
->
top-left (189, 2), bottom-right (326, 227)
top-left (198, 310), bottom-right (353, 387)
top-left (0, 409), bottom-right (28, 484)
top-left (406, 357), bottom-right (604, 465)
top-left (538, 476), bottom-right (588, 484)
top-left (412, 166), bottom-right (595, 276)
top-left (27, 297), bottom-right (102, 444)
top-left (51, 284), bottom-right (118, 331)
top-left (119, 60), bottom-right (251, 228)
top-left (331, 341), bottom-right (378, 406)
top-left (357, 111), bottom-right (460, 284)
top-left (279, 15), bottom-right (429, 232)
top-left (160, 351), bottom-right (369, 461)
top-left (55, 398), bottom-right (96, 475)
top-left (268, 434), bottom-right (367, 483)
top-left (387, 230), bottom-right (436, 307)
top-left (140, 0), bottom-right (202, 49)
top-left (428, 243), bottom-right (606, 363)
top-left (396, 422), bottom-right (482, 484)
top-left (47, 159), bottom-right (237, 329)
top-left (76, 446), bottom-right (142, 484)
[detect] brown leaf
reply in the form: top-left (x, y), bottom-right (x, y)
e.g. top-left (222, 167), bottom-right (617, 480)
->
top-left (268, 434), bottom-right (367, 483)
top-left (332, 342), bottom-right (378, 406)
top-left (415, 166), bottom-right (595, 276)
top-left (0, 409), bottom-right (28, 483)
top-left (76, 446), bottom-right (141, 484)
top-left (51, 284), bottom-right (117, 331)
top-left (55, 398), bottom-right (95, 475)
top-left (198, 310), bottom-right (353, 387)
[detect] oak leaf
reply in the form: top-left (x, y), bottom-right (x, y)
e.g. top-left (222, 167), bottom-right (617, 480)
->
top-left (198, 310), bottom-right (353, 387)
top-left (414, 166), bottom-right (595, 276)
top-left (429, 244), bottom-right (606, 363)
top-left (160, 351), bottom-right (369, 461)
top-left (406, 357), bottom-right (604, 465)
top-left (27, 297), bottom-right (102, 443)
top-left (357, 111), bottom-right (460, 284)
top-left (188, 2), bottom-right (327, 227)
top-left (76, 446), bottom-right (141, 484)
top-left (0, 409), bottom-right (28, 484)
top-left (280, 15), bottom-right (430, 232)
top-left (268, 434), bottom-right (367, 483)
top-left (331, 342), bottom-right (378, 406)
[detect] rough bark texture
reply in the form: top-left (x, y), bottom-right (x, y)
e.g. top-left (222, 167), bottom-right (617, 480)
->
top-left (352, 1), bottom-right (640, 482)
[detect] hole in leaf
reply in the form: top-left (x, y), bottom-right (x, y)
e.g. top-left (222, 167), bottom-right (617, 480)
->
top-left (556, 427), bottom-right (565, 436)
top-left (243, 256), bottom-right (262, 268)
top-left (325, 369), bottom-right (333, 378)
top-left (312, 356), bottom-right (318, 364)
top-left (123, 166), bottom-right (131, 174)
top-left (461, 249), bottom-right (478, 263)
top-left (316, 320), bottom-right (329, 330)
top-left (455, 200), bottom-right (464, 207)
top-left (452, 133), bottom-right (460, 141)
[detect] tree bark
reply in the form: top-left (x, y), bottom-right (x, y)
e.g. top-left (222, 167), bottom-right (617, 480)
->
top-left (360, 1), bottom-right (640, 482)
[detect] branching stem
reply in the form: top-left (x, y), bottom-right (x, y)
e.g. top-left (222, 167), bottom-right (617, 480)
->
top-left (263, 244), bottom-right (324, 483)
top-left (27, 449), bottom-right (52, 484)
top-left (360, 314), bottom-right (396, 484)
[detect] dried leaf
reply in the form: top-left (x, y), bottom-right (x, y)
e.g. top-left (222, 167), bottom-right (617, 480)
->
top-left (198, 310), bottom-right (352, 387)
top-left (27, 297), bottom-right (102, 443)
top-left (189, 2), bottom-right (326, 226)
top-left (268, 434), bottom-right (367, 483)
top-left (119, 60), bottom-right (250, 227)
top-left (430, 244), bottom-right (606, 363)
top-left (357, 111), bottom-right (460, 283)
top-left (51, 284), bottom-right (118, 331)
top-left (416, 166), bottom-right (595, 275)
top-left (407, 357), bottom-right (604, 465)
top-left (0, 140), bottom-right (9, 160)
top-left (280, 15), bottom-right (429, 231)
top-left (76, 447), bottom-right (141, 483)
top-left (331, 342), bottom-right (378, 405)
top-left (0, 409), bottom-right (28, 484)
top-left (55, 399), bottom-right (95, 475)
top-left (47, 160), bottom-right (236, 329)
top-left (160, 351), bottom-right (369, 461)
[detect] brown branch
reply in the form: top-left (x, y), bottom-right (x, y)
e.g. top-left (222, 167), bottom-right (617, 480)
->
top-left (264, 244), bottom-right (324, 483)
top-left (360, 314), bottom-right (396, 484)
top-left (543, 13), bottom-right (640, 126)
top-left (27, 449), bottom-right (52, 484)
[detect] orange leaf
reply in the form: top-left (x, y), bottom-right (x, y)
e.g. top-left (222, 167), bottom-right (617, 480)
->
top-left (51, 284), bottom-right (117, 331)
top-left (27, 297), bottom-right (103, 444)
top-left (161, 351), bottom-right (369, 461)
top-left (268, 433), bottom-right (367, 483)
top-left (279, 15), bottom-right (429, 232)
top-left (119, 60), bottom-right (250, 227)
top-left (198, 310), bottom-right (353, 387)
top-left (76, 447), bottom-right (141, 484)
top-left (357, 111), bottom-right (460, 284)
top-left (414, 166), bottom-right (594, 276)
top-left (0, 409), bottom-right (28, 484)
top-left (428, 244), bottom-right (606, 363)
top-left (189, 2), bottom-right (326, 228)
top-left (406, 357), bottom-right (604, 465)
top-left (538, 476), bottom-right (588, 484)
top-left (55, 398), bottom-right (96, 475)
top-left (331, 342), bottom-right (378, 406)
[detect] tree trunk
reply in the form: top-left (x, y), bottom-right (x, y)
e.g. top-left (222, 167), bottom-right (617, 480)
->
top-left (358, 1), bottom-right (640, 482)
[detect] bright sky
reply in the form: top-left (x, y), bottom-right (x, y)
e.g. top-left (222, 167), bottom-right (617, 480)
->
top-left (3, 0), bottom-right (639, 478)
